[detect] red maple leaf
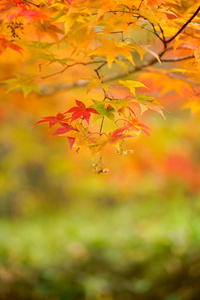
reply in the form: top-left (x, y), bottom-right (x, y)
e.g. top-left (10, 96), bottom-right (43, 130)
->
top-left (33, 112), bottom-right (69, 129)
top-left (67, 137), bottom-right (75, 149)
top-left (109, 127), bottom-right (132, 144)
top-left (51, 123), bottom-right (75, 149)
top-left (0, 0), bottom-right (31, 8)
top-left (7, 9), bottom-right (42, 21)
top-left (65, 100), bottom-right (99, 124)
top-left (51, 123), bottom-right (74, 136)
top-left (0, 35), bottom-right (23, 55)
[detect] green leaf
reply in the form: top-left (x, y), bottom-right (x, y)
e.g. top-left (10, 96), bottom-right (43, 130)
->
top-left (136, 94), bottom-right (156, 102)
top-left (33, 53), bottom-right (73, 66)
top-left (2, 74), bottom-right (41, 98)
top-left (48, 58), bottom-right (73, 66)
top-left (91, 101), bottom-right (115, 122)
top-left (110, 99), bottom-right (133, 107)
top-left (28, 41), bottom-right (55, 49)
top-left (34, 53), bottom-right (55, 60)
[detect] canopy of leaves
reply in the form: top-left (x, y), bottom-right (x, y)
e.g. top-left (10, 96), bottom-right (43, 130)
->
top-left (1, 0), bottom-right (200, 171)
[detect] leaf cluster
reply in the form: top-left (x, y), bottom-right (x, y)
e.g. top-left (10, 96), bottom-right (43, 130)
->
top-left (1, 0), bottom-right (200, 171)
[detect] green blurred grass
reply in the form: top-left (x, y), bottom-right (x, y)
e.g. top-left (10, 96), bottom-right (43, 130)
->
top-left (0, 197), bottom-right (200, 300)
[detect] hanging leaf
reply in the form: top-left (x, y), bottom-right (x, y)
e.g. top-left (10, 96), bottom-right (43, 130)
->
top-left (65, 100), bottom-right (99, 124)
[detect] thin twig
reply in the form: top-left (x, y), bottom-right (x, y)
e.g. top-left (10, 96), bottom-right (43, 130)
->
top-left (94, 65), bottom-right (107, 134)
top-left (132, 22), bottom-right (164, 43)
top-left (42, 60), bottom-right (107, 79)
top-left (22, 0), bottom-right (40, 7)
top-left (166, 5), bottom-right (200, 43)
top-left (161, 55), bottom-right (194, 62)
top-left (158, 24), bottom-right (167, 48)
top-left (137, 0), bottom-right (145, 11)
top-left (144, 67), bottom-right (199, 86)
top-left (167, 73), bottom-right (198, 85)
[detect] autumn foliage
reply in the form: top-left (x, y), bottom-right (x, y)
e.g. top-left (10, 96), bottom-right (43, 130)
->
top-left (1, 0), bottom-right (200, 172)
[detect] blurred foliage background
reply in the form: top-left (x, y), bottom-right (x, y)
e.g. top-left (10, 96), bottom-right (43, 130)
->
top-left (1, 84), bottom-right (200, 300)
top-left (1, 44), bottom-right (200, 299)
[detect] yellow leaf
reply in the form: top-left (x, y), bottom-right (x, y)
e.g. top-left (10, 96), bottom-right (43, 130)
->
top-left (119, 80), bottom-right (148, 96)
top-left (84, 76), bottom-right (111, 94)
top-left (89, 38), bottom-right (135, 68)
top-left (182, 97), bottom-right (200, 115)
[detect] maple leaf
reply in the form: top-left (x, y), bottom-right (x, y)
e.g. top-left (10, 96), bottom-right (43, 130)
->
top-left (89, 38), bottom-right (135, 68)
top-left (108, 127), bottom-right (133, 145)
top-left (51, 123), bottom-right (74, 136)
top-left (48, 121), bottom-right (75, 149)
top-left (33, 113), bottom-right (70, 129)
top-left (65, 122), bottom-right (95, 150)
top-left (67, 137), bottom-right (76, 149)
top-left (119, 80), bottom-right (148, 96)
top-left (50, 123), bottom-right (75, 149)
top-left (85, 76), bottom-right (111, 94)
top-left (182, 97), bottom-right (200, 115)
top-left (2, 74), bottom-right (41, 98)
top-left (123, 118), bottom-right (151, 137)
top-left (7, 9), bottom-right (42, 22)
top-left (134, 94), bottom-right (166, 118)
top-left (0, 35), bottom-right (23, 55)
top-left (87, 138), bottom-right (108, 157)
top-left (36, 21), bottom-right (64, 44)
top-left (92, 101), bottom-right (115, 122)
top-left (65, 100), bottom-right (99, 124)
top-left (0, 0), bottom-right (31, 8)
top-left (14, 0), bottom-right (30, 6)
top-left (2, 0), bottom-right (200, 168)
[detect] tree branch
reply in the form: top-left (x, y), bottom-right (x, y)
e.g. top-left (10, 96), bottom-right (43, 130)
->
top-left (161, 55), bottom-right (195, 62)
top-left (42, 60), bottom-right (107, 79)
top-left (39, 48), bottom-right (168, 95)
top-left (42, 47), bottom-right (193, 95)
top-left (166, 5), bottom-right (200, 43)
top-left (137, 0), bottom-right (145, 11)
top-left (167, 73), bottom-right (198, 85)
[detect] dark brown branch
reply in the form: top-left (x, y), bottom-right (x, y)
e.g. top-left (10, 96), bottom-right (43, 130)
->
top-left (137, 0), bottom-right (145, 11)
top-left (158, 24), bottom-right (167, 48)
top-left (166, 5), bottom-right (200, 43)
top-left (95, 62), bottom-right (107, 73)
